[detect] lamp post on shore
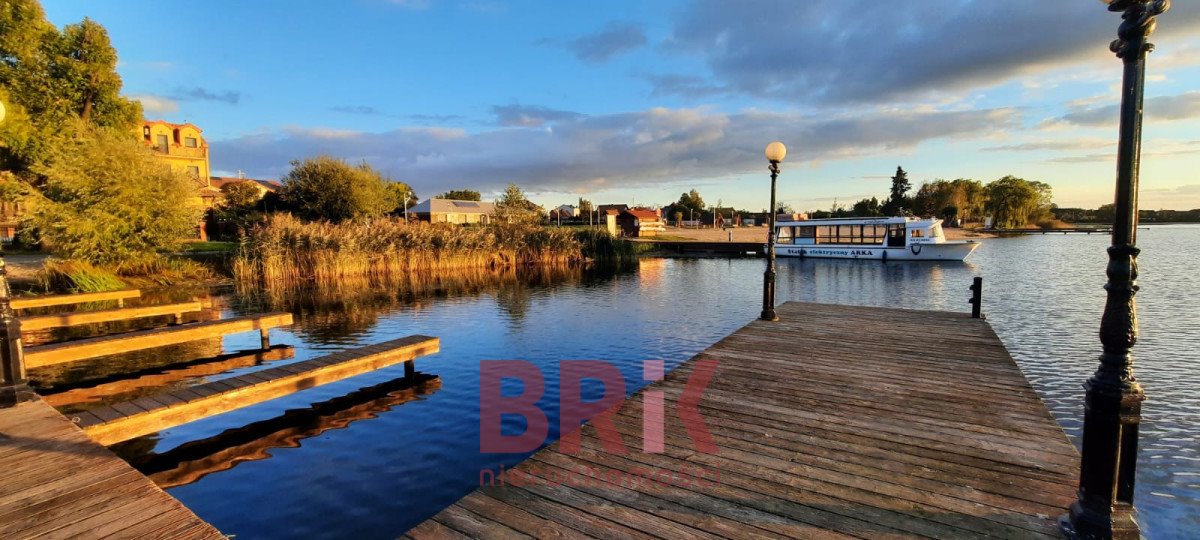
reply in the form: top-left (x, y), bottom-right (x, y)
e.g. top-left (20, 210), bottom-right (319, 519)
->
top-left (760, 141), bottom-right (786, 322)
top-left (1062, 1), bottom-right (1169, 538)
top-left (0, 99), bottom-right (33, 408)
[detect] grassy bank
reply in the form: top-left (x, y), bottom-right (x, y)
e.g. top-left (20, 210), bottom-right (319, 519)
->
top-left (233, 214), bottom-right (637, 287)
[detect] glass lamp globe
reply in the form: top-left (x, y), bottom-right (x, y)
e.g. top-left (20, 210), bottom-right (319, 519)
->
top-left (764, 141), bottom-right (787, 163)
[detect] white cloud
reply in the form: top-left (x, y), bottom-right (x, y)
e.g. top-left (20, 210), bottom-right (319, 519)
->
top-left (130, 94), bottom-right (179, 115)
top-left (210, 105), bottom-right (1021, 194)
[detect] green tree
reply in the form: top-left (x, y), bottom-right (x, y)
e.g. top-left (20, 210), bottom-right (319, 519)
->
top-left (577, 197), bottom-right (593, 216)
top-left (665, 189), bottom-right (705, 221)
top-left (985, 176), bottom-right (1054, 228)
top-left (214, 181), bottom-right (264, 238)
top-left (437, 189), bottom-right (481, 201)
top-left (278, 156), bottom-right (394, 223)
top-left (24, 127), bottom-right (201, 265)
top-left (0, 8), bottom-right (140, 172)
top-left (385, 181), bottom-right (417, 213)
top-left (882, 166), bottom-right (911, 216)
top-left (851, 196), bottom-right (882, 216)
top-left (494, 183), bottom-right (542, 226)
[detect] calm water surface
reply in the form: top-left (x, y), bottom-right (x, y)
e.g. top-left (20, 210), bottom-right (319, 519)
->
top-left (79, 225), bottom-right (1199, 538)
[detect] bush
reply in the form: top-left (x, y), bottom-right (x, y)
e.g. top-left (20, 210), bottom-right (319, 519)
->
top-left (25, 126), bottom-right (202, 266)
top-left (277, 156), bottom-right (394, 223)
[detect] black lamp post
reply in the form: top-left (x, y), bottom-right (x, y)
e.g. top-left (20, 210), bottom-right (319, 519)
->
top-left (760, 141), bottom-right (786, 322)
top-left (0, 100), bottom-right (33, 408)
top-left (1062, 1), bottom-right (1169, 538)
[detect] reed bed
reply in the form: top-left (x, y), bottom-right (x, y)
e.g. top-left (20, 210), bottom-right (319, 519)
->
top-left (233, 214), bottom-right (634, 287)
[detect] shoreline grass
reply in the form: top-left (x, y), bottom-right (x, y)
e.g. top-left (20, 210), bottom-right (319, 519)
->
top-left (233, 214), bottom-right (636, 288)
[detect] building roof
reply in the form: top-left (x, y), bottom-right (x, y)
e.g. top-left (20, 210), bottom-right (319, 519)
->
top-left (411, 198), bottom-right (496, 214)
top-left (210, 176), bottom-right (284, 192)
top-left (140, 119), bottom-right (203, 132)
top-left (622, 209), bottom-right (661, 220)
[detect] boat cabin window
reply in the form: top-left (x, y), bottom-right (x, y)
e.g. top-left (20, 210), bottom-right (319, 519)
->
top-left (811, 223), bottom-right (887, 245)
top-left (911, 229), bottom-right (925, 238)
top-left (777, 226), bottom-right (793, 244)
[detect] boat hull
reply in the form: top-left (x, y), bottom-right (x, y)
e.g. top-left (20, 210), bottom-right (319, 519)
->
top-left (774, 241), bottom-right (979, 261)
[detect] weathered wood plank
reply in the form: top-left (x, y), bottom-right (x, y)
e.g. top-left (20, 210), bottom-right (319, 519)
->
top-left (0, 398), bottom-right (223, 539)
top-left (25, 311), bottom-right (294, 368)
top-left (10, 289), bottom-right (141, 311)
top-left (408, 301), bottom-right (1078, 539)
top-left (18, 301), bottom-right (203, 331)
top-left (80, 335), bottom-right (440, 445)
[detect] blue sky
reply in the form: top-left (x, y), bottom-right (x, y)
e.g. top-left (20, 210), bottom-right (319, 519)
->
top-left (44, 0), bottom-right (1200, 211)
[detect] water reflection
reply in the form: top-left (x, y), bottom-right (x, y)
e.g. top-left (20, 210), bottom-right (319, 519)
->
top-left (113, 374), bottom-right (441, 489)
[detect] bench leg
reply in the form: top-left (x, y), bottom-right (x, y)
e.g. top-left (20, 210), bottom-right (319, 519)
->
top-left (260, 328), bottom-right (270, 349)
top-left (404, 360), bottom-right (415, 380)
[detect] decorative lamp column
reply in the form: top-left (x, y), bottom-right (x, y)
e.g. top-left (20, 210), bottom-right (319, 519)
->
top-left (1062, 1), bottom-right (1169, 538)
top-left (0, 99), bottom-right (34, 407)
top-left (760, 141), bottom-right (786, 322)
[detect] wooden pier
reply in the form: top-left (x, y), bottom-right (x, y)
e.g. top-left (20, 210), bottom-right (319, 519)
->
top-left (77, 335), bottom-right (440, 445)
top-left (0, 398), bottom-right (222, 539)
top-left (24, 312), bottom-right (294, 368)
top-left (10, 289), bottom-right (141, 311)
top-left (408, 302), bottom-right (1079, 539)
top-left (19, 301), bottom-right (203, 332)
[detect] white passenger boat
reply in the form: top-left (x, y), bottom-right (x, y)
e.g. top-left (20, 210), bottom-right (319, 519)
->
top-left (772, 217), bottom-right (979, 261)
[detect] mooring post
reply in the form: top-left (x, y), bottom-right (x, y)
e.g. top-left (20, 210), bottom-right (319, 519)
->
top-left (1062, 2), bottom-right (1168, 539)
top-left (0, 256), bottom-right (34, 407)
top-left (260, 328), bottom-right (271, 349)
top-left (968, 277), bottom-right (983, 319)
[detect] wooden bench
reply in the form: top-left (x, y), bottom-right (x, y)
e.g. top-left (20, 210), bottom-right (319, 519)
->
top-left (25, 312), bottom-right (294, 369)
top-left (10, 289), bottom-right (142, 310)
top-left (77, 335), bottom-right (440, 446)
top-left (19, 301), bottom-right (204, 332)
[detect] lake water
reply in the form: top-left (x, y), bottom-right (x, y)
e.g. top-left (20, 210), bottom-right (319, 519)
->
top-left (46, 225), bottom-right (1198, 538)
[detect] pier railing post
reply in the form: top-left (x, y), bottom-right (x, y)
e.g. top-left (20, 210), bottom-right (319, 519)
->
top-left (968, 277), bottom-right (983, 319)
top-left (0, 255), bottom-right (34, 407)
top-left (1062, 2), bottom-right (1168, 538)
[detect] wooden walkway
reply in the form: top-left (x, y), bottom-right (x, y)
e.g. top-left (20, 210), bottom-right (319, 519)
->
top-left (78, 335), bottom-right (440, 445)
top-left (0, 398), bottom-right (222, 539)
top-left (25, 312), bottom-right (294, 368)
top-left (19, 301), bottom-right (203, 332)
top-left (10, 290), bottom-right (141, 311)
top-left (408, 302), bottom-right (1079, 539)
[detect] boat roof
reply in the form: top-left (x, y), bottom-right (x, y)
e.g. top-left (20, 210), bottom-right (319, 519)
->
top-left (776, 216), bottom-right (940, 226)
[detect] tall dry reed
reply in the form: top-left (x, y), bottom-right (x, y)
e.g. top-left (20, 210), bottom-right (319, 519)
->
top-left (233, 214), bottom-right (633, 287)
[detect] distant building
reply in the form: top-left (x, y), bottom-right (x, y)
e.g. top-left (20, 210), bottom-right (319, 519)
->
top-left (210, 176), bottom-right (284, 198)
top-left (411, 198), bottom-right (496, 224)
top-left (617, 209), bottom-right (666, 238)
top-left (554, 204), bottom-right (578, 218)
top-left (597, 204), bottom-right (629, 216)
top-left (137, 120), bottom-right (220, 240)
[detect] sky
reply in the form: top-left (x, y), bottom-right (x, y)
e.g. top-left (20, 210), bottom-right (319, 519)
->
top-left (43, 0), bottom-right (1200, 211)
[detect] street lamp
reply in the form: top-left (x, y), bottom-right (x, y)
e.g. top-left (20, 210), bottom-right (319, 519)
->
top-left (1062, 2), bottom-right (1169, 539)
top-left (760, 141), bottom-right (786, 322)
top-left (0, 99), bottom-right (33, 408)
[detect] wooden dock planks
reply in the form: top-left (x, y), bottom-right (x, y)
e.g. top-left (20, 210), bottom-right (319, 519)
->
top-left (408, 302), bottom-right (1080, 539)
top-left (10, 289), bottom-right (141, 311)
top-left (19, 301), bottom-right (204, 331)
top-left (24, 312), bottom-right (294, 368)
top-left (78, 335), bottom-right (440, 446)
top-left (0, 397), bottom-right (223, 539)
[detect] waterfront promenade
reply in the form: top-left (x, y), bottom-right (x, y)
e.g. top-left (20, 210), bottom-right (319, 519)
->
top-left (409, 301), bottom-right (1079, 538)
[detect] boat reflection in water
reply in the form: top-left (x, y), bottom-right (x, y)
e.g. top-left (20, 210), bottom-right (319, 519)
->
top-left (111, 373), bottom-right (441, 489)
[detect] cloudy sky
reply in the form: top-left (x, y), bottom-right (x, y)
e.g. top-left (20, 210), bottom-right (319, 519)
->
top-left (45, 0), bottom-right (1200, 211)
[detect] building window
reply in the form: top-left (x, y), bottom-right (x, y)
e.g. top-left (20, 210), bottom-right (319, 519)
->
top-left (186, 166), bottom-right (200, 178)
top-left (184, 137), bottom-right (198, 148)
top-left (155, 134), bottom-right (169, 152)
